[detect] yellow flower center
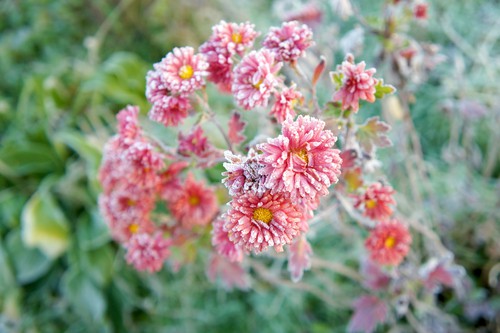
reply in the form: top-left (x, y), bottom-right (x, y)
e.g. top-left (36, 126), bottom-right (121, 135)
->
top-left (384, 236), bottom-right (396, 249)
top-left (253, 207), bottom-right (273, 224)
top-left (126, 199), bottom-right (136, 206)
top-left (365, 199), bottom-right (377, 209)
top-left (178, 65), bottom-right (194, 80)
top-left (129, 223), bottom-right (140, 234)
top-left (231, 32), bottom-right (243, 44)
top-left (188, 195), bottom-right (200, 206)
top-left (295, 149), bottom-right (309, 164)
top-left (253, 79), bottom-right (263, 90)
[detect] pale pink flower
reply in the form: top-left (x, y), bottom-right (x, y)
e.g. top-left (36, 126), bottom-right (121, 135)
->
top-left (263, 21), bottom-right (314, 63)
top-left (155, 47), bottom-right (208, 95)
top-left (354, 182), bottom-right (396, 221)
top-left (207, 21), bottom-right (259, 56)
top-left (365, 219), bottom-right (412, 266)
top-left (170, 173), bottom-right (218, 229)
top-left (288, 235), bottom-right (313, 282)
top-left (332, 55), bottom-right (378, 112)
top-left (125, 233), bottom-right (171, 273)
top-left (224, 190), bottom-right (302, 253)
top-left (258, 115), bottom-right (342, 202)
top-left (146, 69), bottom-right (191, 126)
top-left (116, 105), bottom-right (141, 146)
top-left (232, 49), bottom-right (282, 110)
top-left (222, 149), bottom-right (267, 197)
top-left (207, 253), bottom-right (250, 290)
top-left (211, 216), bottom-right (244, 262)
top-left (270, 84), bottom-right (303, 123)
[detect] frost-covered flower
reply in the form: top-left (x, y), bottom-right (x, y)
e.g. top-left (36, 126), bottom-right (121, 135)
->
top-left (207, 21), bottom-right (259, 56)
top-left (211, 216), bottom-right (244, 262)
top-left (232, 49), bottom-right (282, 110)
top-left (365, 219), bottom-right (412, 266)
top-left (263, 21), bottom-right (314, 63)
top-left (116, 105), bottom-right (141, 146)
top-left (125, 233), bottom-right (171, 273)
top-left (225, 190), bottom-right (302, 253)
top-left (199, 42), bottom-right (234, 92)
top-left (154, 47), bottom-right (208, 95)
top-left (123, 141), bottom-right (165, 188)
top-left (170, 173), bottom-right (218, 228)
top-left (157, 161), bottom-right (189, 201)
top-left (354, 183), bottom-right (396, 221)
top-left (258, 115), bottom-right (342, 202)
top-left (222, 149), bottom-right (267, 197)
top-left (270, 84), bottom-right (303, 123)
top-left (146, 69), bottom-right (191, 126)
top-left (177, 126), bottom-right (221, 166)
top-left (332, 55), bottom-right (378, 112)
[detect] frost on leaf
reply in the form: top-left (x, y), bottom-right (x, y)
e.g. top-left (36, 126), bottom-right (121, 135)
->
top-left (288, 235), bottom-right (313, 282)
top-left (348, 295), bottom-right (388, 333)
top-left (374, 79), bottom-right (396, 99)
top-left (228, 111), bottom-right (246, 145)
top-left (356, 116), bottom-right (392, 153)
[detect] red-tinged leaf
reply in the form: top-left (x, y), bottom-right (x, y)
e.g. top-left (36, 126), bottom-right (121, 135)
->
top-left (312, 56), bottom-right (326, 87)
top-left (420, 258), bottom-right (464, 292)
top-left (228, 112), bottom-right (246, 145)
top-left (348, 295), bottom-right (388, 333)
top-left (207, 253), bottom-right (250, 290)
top-left (356, 116), bottom-right (392, 153)
top-left (343, 167), bottom-right (363, 193)
top-left (340, 149), bottom-right (358, 169)
top-left (288, 236), bottom-right (313, 282)
top-left (360, 259), bottom-right (391, 291)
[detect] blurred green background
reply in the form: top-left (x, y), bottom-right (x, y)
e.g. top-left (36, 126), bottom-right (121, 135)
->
top-left (1, 0), bottom-right (499, 332)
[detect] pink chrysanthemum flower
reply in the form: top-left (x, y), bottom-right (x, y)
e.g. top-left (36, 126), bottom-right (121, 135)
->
top-left (258, 115), bottom-right (342, 202)
top-left (116, 105), bottom-right (141, 146)
top-left (211, 216), bottom-right (245, 262)
top-left (198, 42), bottom-right (234, 92)
top-left (125, 233), bottom-right (171, 273)
top-left (123, 141), bottom-right (165, 188)
top-left (270, 84), bottom-right (303, 123)
top-left (354, 183), bottom-right (396, 221)
top-left (155, 47), bottom-right (208, 95)
top-left (170, 173), bottom-right (218, 229)
top-left (146, 70), bottom-right (191, 126)
top-left (157, 161), bottom-right (189, 202)
top-left (225, 190), bottom-right (302, 253)
top-left (222, 149), bottom-right (267, 197)
top-left (332, 55), bottom-right (378, 112)
top-left (263, 21), bottom-right (314, 63)
top-left (232, 49), bottom-right (282, 110)
top-left (365, 219), bottom-right (412, 266)
top-left (209, 21), bottom-right (259, 56)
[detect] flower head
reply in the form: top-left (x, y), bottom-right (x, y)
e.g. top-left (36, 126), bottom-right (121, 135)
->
top-left (258, 115), bottom-right (342, 202)
top-left (123, 141), bottom-right (165, 188)
top-left (146, 69), bottom-right (191, 126)
top-left (211, 216), bottom-right (245, 262)
top-left (155, 47), bottom-right (208, 95)
top-left (354, 183), bottom-right (396, 221)
top-left (232, 49), bottom-right (282, 110)
top-left (222, 149), bottom-right (267, 197)
top-left (170, 173), bottom-right (218, 229)
top-left (270, 84), bottom-right (303, 123)
top-left (125, 233), bottom-right (171, 273)
top-left (116, 105), bottom-right (141, 146)
top-left (208, 21), bottom-right (259, 56)
top-left (365, 219), bottom-right (412, 266)
top-left (224, 190), bottom-right (302, 253)
top-left (332, 55), bottom-right (378, 112)
top-left (263, 21), bottom-right (314, 63)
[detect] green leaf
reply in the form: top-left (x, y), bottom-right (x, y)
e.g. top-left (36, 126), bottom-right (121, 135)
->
top-left (21, 181), bottom-right (70, 259)
top-left (0, 141), bottom-right (62, 177)
top-left (6, 231), bottom-right (52, 284)
top-left (62, 269), bottom-right (106, 322)
top-left (374, 79), bottom-right (396, 99)
top-left (329, 71), bottom-right (344, 90)
top-left (81, 245), bottom-right (114, 287)
top-left (77, 210), bottom-right (110, 251)
top-left (356, 116), bottom-right (392, 153)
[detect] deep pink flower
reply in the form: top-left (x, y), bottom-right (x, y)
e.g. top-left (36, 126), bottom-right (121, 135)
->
top-left (354, 183), bottom-right (396, 221)
top-left (365, 219), bottom-right (412, 266)
top-left (157, 161), bottom-right (189, 202)
top-left (222, 149), bottom-right (267, 197)
top-left (199, 41), bottom-right (234, 92)
top-left (258, 115), bottom-right (342, 202)
top-left (146, 69), bottom-right (191, 126)
top-left (125, 233), bottom-right (171, 273)
top-left (154, 47), bottom-right (208, 95)
top-left (116, 105), bottom-right (141, 146)
top-left (414, 2), bottom-right (428, 20)
top-left (123, 141), bottom-right (165, 188)
top-left (270, 84), bottom-right (303, 123)
top-left (232, 49), bottom-right (282, 110)
top-left (211, 216), bottom-right (245, 262)
top-left (263, 21), bottom-right (314, 63)
top-left (224, 190), bottom-right (302, 253)
top-left (332, 55), bottom-right (378, 112)
top-left (170, 173), bottom-right (218, 229)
